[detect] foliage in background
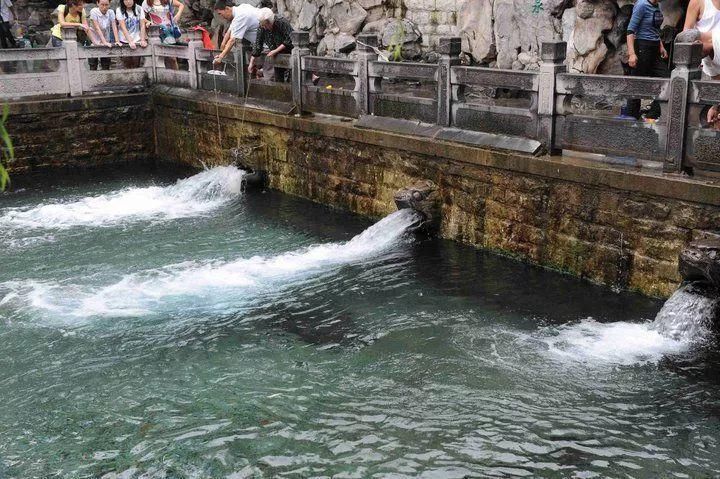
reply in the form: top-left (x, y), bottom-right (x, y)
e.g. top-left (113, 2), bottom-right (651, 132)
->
top-left (1, 104), bottom-right (12, 191)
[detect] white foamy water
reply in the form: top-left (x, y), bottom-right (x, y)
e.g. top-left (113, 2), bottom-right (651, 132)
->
top-left (542, 285), bottom-right (719, 365)
top-left (651, 284), bottom-right (719, 341)
top-left (0, 209), bottom-right (420, 322)
top-left (542, 318), bottom-right (689, 366)
top-left (0, 166), bottom-right (245, 230)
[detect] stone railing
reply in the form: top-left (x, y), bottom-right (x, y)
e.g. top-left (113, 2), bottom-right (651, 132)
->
top-left (1, 29), bottom-right (719, 176)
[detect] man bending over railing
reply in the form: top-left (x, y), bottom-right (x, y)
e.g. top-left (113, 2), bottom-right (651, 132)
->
top-left (212, 0), bottom-right (259, 67)
top-left (248, 8), bottom-right (292, 82)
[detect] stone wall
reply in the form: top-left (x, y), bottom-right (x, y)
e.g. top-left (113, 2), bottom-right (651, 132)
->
top-left (6, 94), bottom-right (154, 173)
top-left (153, 87), bottom-right (720, 298)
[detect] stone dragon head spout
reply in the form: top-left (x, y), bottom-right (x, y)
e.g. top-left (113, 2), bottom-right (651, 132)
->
top-left (393, 180), bottom-right (441, 233)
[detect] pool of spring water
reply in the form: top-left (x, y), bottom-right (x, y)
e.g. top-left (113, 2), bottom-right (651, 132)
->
top-left (1, 166), bottom-right (720, 478)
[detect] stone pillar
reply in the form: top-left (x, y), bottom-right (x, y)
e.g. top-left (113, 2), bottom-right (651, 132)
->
top-left (664, 42), bottom-right (703, 173)
top-left (233, 42), bottom-right (247, 96)
top-left (538, 41), bottom-right (566, 154)
top-left (62, 27), bottom-right (82, 97)
top-left (437, 37), bottom-right (461, 127)
top-left (291, 31), bottom-right (310, 115)
top-left (185, 29), bottom-right (203, 90)
top-left (356, 33), bottom-right (378, 116)
top-left (148, 25), bottom-right (162, 83)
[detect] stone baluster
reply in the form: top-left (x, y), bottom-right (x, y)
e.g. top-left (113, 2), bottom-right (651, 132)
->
top-left (356, 33), bottom-right (379, 116)
top-left (62, 27), bottom-right (82, 97)
top-left (665, 42), bottom-right (703, 173)
top-left (291, 31), bottom-right (311, 115)
top-left (185, 29), bottom-right (203, 90)
top-left (437, 36), bottom-right (461, 127)
top-left (148, 25), bottom-right (162, 83)
top-left (538, 41), bottom-right (566, 154)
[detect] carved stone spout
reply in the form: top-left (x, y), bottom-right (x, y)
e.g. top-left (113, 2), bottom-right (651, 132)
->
top-left (679, 234), bottom-right (720, 291)
top-left (393, 180), bottom-right (441, 233)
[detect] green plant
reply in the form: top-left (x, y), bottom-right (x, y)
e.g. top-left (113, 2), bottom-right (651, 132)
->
top-left (386, 20), bottom-right (406, 61)
top-left (0, 104), bottom-right (12, 191)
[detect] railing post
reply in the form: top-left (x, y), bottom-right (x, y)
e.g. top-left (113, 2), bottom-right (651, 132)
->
top-left (291, 31), bottom-right (310, 115)
top-left (233, 42), bottom-right (247, 96)
top-left (356, 33), bottom-right (378, 116)
top-left (62, 27), bottom-right (82, 96)
top-left (437, 36), bottom-right (461, 126)
top-left (538, 41), bottom-right (566, 154)
top-left (665, 42), bottom-right (703, 172)
top-left (148, 25), bottom-right (162, 83)
top-left (185, 29), bottom-right (203, 89)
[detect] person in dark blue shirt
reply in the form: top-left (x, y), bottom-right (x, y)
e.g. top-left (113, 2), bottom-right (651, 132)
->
top-left (625, 0), bottom-right (668, 119)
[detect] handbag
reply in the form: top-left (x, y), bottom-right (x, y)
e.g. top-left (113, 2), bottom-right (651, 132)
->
top-left (161, 1), bottom-right (181, 43)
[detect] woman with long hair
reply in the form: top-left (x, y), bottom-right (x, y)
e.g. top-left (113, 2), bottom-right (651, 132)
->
top-left (50, 0), bottom-right (95, 47)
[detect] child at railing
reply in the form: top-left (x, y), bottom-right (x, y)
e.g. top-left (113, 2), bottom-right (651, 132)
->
top-left (89, 0), bottom-right (121, 70)
top-left (117, 0), bottom-right (147, 68)
top-left (50, 0), bottom-right (95, 48)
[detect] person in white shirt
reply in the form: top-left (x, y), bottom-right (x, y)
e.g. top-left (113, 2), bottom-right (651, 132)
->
top-left (683, 0), bottom-right (720, 78)
top-left (89, 0), bottom-right (120, 70)
top-left (116, 0), bottom-right (147, 68)
top-left (212, 0), bottom-right (260, 65)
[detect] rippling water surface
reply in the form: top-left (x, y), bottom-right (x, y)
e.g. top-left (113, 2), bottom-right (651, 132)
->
top-left (2, 167), bottom-right (720, 478)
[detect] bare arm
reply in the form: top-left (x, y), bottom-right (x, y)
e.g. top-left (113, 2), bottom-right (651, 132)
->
top-left (220, 28), bottom-right (230, 50)
top-left (119, 20), bottom-right (135, 50)
top-left (213, 36), bottom-right (234, 63)
top-left (112, 16), bottom-right (121, 45)
top-left (172, 0), bottom-right (184, 23)
top-left (627, 33), bottom-right (637, 67)
top-left (92, 18), bottom-right (109, 45)
top-left (684, 0), bottom-right (702, 30)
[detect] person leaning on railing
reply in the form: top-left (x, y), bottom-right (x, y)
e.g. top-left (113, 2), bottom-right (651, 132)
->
top-left (116, 0), bottom-right (148, 68)
top-left (248, 8), bottom-right (293, 82)
top-left (212, 0), bottom-right (260, 67)
top-left (88, 0), bottom-right (121, 70)
top-left (676, 28), bottom-right (720, 128)
top-left (625, 0), bottom-right (668, 120)
top-left (50, 0), bottom-right (96, 48)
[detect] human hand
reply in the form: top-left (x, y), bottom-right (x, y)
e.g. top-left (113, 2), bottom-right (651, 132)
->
top-left (628, 53), bottom-right (638, 68)
top-left (213, 54), bottom-right (224, 64)
top-left (103, 41), bottom-right (111, 47)
top-left (129, 40), bottom-right (137, 49)
top-left (140, 39), bottom-right (147, 47)
top-left (266, 50), bottom-right (276, 58)
top-left (116, 41), bottom-right (122, 47)
top-left (660, 47), bottom-right (668, 60)
top-left (708, 105), bottom-right (719, 125)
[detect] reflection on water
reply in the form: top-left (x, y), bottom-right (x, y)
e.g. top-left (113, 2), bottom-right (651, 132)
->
top-left (1, 167), bottom-right (720, 478)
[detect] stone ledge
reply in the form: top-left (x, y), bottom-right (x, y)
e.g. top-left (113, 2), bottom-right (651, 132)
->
top-left (7, 92), bottom-right (150, 115)
top-left (152, 85), bottom-right (720, 207)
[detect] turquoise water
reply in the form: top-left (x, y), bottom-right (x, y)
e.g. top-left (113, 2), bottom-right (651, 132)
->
top-left (1, 166), bottom-right (719, 478)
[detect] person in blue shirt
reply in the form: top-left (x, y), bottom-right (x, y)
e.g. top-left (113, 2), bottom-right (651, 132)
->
top-left (625, 0), bottom-right (668, 119)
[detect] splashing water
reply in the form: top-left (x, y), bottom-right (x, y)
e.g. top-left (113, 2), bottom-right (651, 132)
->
top-left (542, 284), bottom-right (719, 365)
top-left (0, 209), bottom-right (421, 322)
top-left (651, 283), bottom-right (719, 341)
top-left (0, 166), bottom-right (245, 230)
